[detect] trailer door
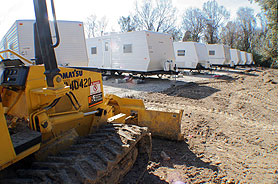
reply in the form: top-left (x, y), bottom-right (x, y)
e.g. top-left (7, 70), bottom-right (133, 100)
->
top-left (102, 39), bottom-right (111, 68)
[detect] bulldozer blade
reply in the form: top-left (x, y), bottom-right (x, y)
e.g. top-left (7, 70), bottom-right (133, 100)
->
top-left (105, 94), bottom-right (184, 141)
top-left (137, 109), bottom-right (184, 141)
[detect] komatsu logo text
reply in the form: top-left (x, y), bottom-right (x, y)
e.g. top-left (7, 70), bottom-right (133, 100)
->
top-left (59, 70), bottom-right (83, 79)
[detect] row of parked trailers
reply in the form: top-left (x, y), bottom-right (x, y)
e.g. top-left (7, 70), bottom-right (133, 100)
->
top-left (86, 33), bottom-right (254, 73)
top-left (174, 43), bottom-right (254, 69)
top-left (0, 20), bottom-right (254, 75)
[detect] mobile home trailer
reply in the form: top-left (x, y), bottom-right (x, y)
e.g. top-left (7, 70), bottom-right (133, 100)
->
top-left (246, 53), bottom-right (254, 65)
top-left (239, 51), bottom-right (247, 65)
top-left (0, 20), bottom-right (88, 66)
top-left (206, 44), bottom-right (231, 66)
top-left (173, 42), bottom-right (210, 69)
top-left (230, 49), bottom-right (242, 66)
top-left (86, 31), bottom-right (175, 74)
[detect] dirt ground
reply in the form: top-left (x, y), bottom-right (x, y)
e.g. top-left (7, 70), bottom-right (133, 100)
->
top-left (105, 68), bottom-right (278, 184)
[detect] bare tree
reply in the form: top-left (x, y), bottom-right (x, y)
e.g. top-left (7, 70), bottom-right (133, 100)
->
top-left (97, 16), bottom-right (108, 36)
top-left (167, 27), bottom-right (183, 41)
top-left (256, 12), bottom-right (268, 34)
top-left (85, 14), bottom-right (98, 38)
top-left (182, 8), bottom-right (205, 42)
top-left (202, 0), bottom-right (230, 44)
top-left (134, 0), bottom-right (156, 30)
top-left (118, 16), bottom-right (138, 32)
top-left (236, 7), bottom-right (256, 51)
top-left (84, 15), bottom-right (108, 38)
top-left (154, 0), bottom-right (177, 32)
top-left (133, 0), bottom-right (177, 33)
top-left (182, 31), bottom-right (192, 42)
top-left (220, 21), bottom-right (239, 48)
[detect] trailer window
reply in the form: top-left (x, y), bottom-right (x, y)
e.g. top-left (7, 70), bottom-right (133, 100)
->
top-left (123, 44), bottom-right (132, 53)
top-left (105, 42), bottom-right (109, 51)
top-left (91, 47), bottom-right (97, 55)
top-left (177, 50), bottom-right (185, 56)
top-left (209, 50), bottom-right (215, 55)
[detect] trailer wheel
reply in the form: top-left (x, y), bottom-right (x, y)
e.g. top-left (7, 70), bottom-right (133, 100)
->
top-left (140, 74), bottom-right (145, 80)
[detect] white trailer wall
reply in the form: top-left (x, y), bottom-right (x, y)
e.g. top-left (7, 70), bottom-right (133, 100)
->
top-left (87, 38), bottom-right (102, 68)
top-left (146, 32), bottom-right (175, 71)
top-left (17, 20), bottom-right (35, 61)
top-left (206, 44), bottom-right (231, 66)
top-left (86, 31), bottom-right (175, 73)
top-left (87, 32), bottom-right (150, 71)
top-left (239, 51), bottom-right (247, 65)
top-left (230, 49), bottom-right (242, 65)
top-left (173, 42), bottom-right (210, 69)
top-left (0, 20), bottom-right (88, 66)
top-left (246, 53), bottom-right (254, 65)
top-left (0, 22), bottom-right (19, 59)
top-left (195, 43), bottom-right (211, 68)
top-left (112, 31), bottom-right (150, 71)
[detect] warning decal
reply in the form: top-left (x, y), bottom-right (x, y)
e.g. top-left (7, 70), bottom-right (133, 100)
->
top-left (90, 80), bottom-right (102, 95)
top-left (88, 80), bottom-right (103, 107)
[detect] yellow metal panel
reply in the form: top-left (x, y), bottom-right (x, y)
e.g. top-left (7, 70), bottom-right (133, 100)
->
top-left (24, 66), bottom-right (104, 115)
top-left (1, 144), bottom-right (40, 170)
top-left (3, 65), bottom-right (104, 120)
top-left (0, 102), bottom-right (16, 168)
top-left (1, 65), bottom-right (106, 165)
top-left (137, 109), bottom-right (184, 140)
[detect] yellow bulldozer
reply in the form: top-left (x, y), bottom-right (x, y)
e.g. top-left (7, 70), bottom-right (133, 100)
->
top-left (0, 0), bottom-right (183, 183)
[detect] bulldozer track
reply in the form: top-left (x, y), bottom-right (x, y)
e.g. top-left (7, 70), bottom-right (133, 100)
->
top-left (1, 124), bottom-right (151, 184)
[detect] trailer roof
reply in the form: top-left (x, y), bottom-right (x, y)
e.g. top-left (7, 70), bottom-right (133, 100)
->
top-left (15, 19), bottom-right (83, 24)
top-left (89, 30), bottom-right (172, 40)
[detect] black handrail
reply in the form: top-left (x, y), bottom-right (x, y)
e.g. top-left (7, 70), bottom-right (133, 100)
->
top-left (50, 0), bottom-right (60, 48)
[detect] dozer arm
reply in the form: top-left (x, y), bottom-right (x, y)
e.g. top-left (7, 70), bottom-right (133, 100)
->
top-left (33, 0), bottom-right (60, 88)
top-left (104, 94), bottom-right (184, 140)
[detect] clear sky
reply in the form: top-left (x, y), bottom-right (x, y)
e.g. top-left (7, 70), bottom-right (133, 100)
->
top-left (0, 0), bottom-right (262, 39)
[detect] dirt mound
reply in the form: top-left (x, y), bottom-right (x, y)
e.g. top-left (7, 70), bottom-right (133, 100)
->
top-left (139, 68), bottom-right (278, 183)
